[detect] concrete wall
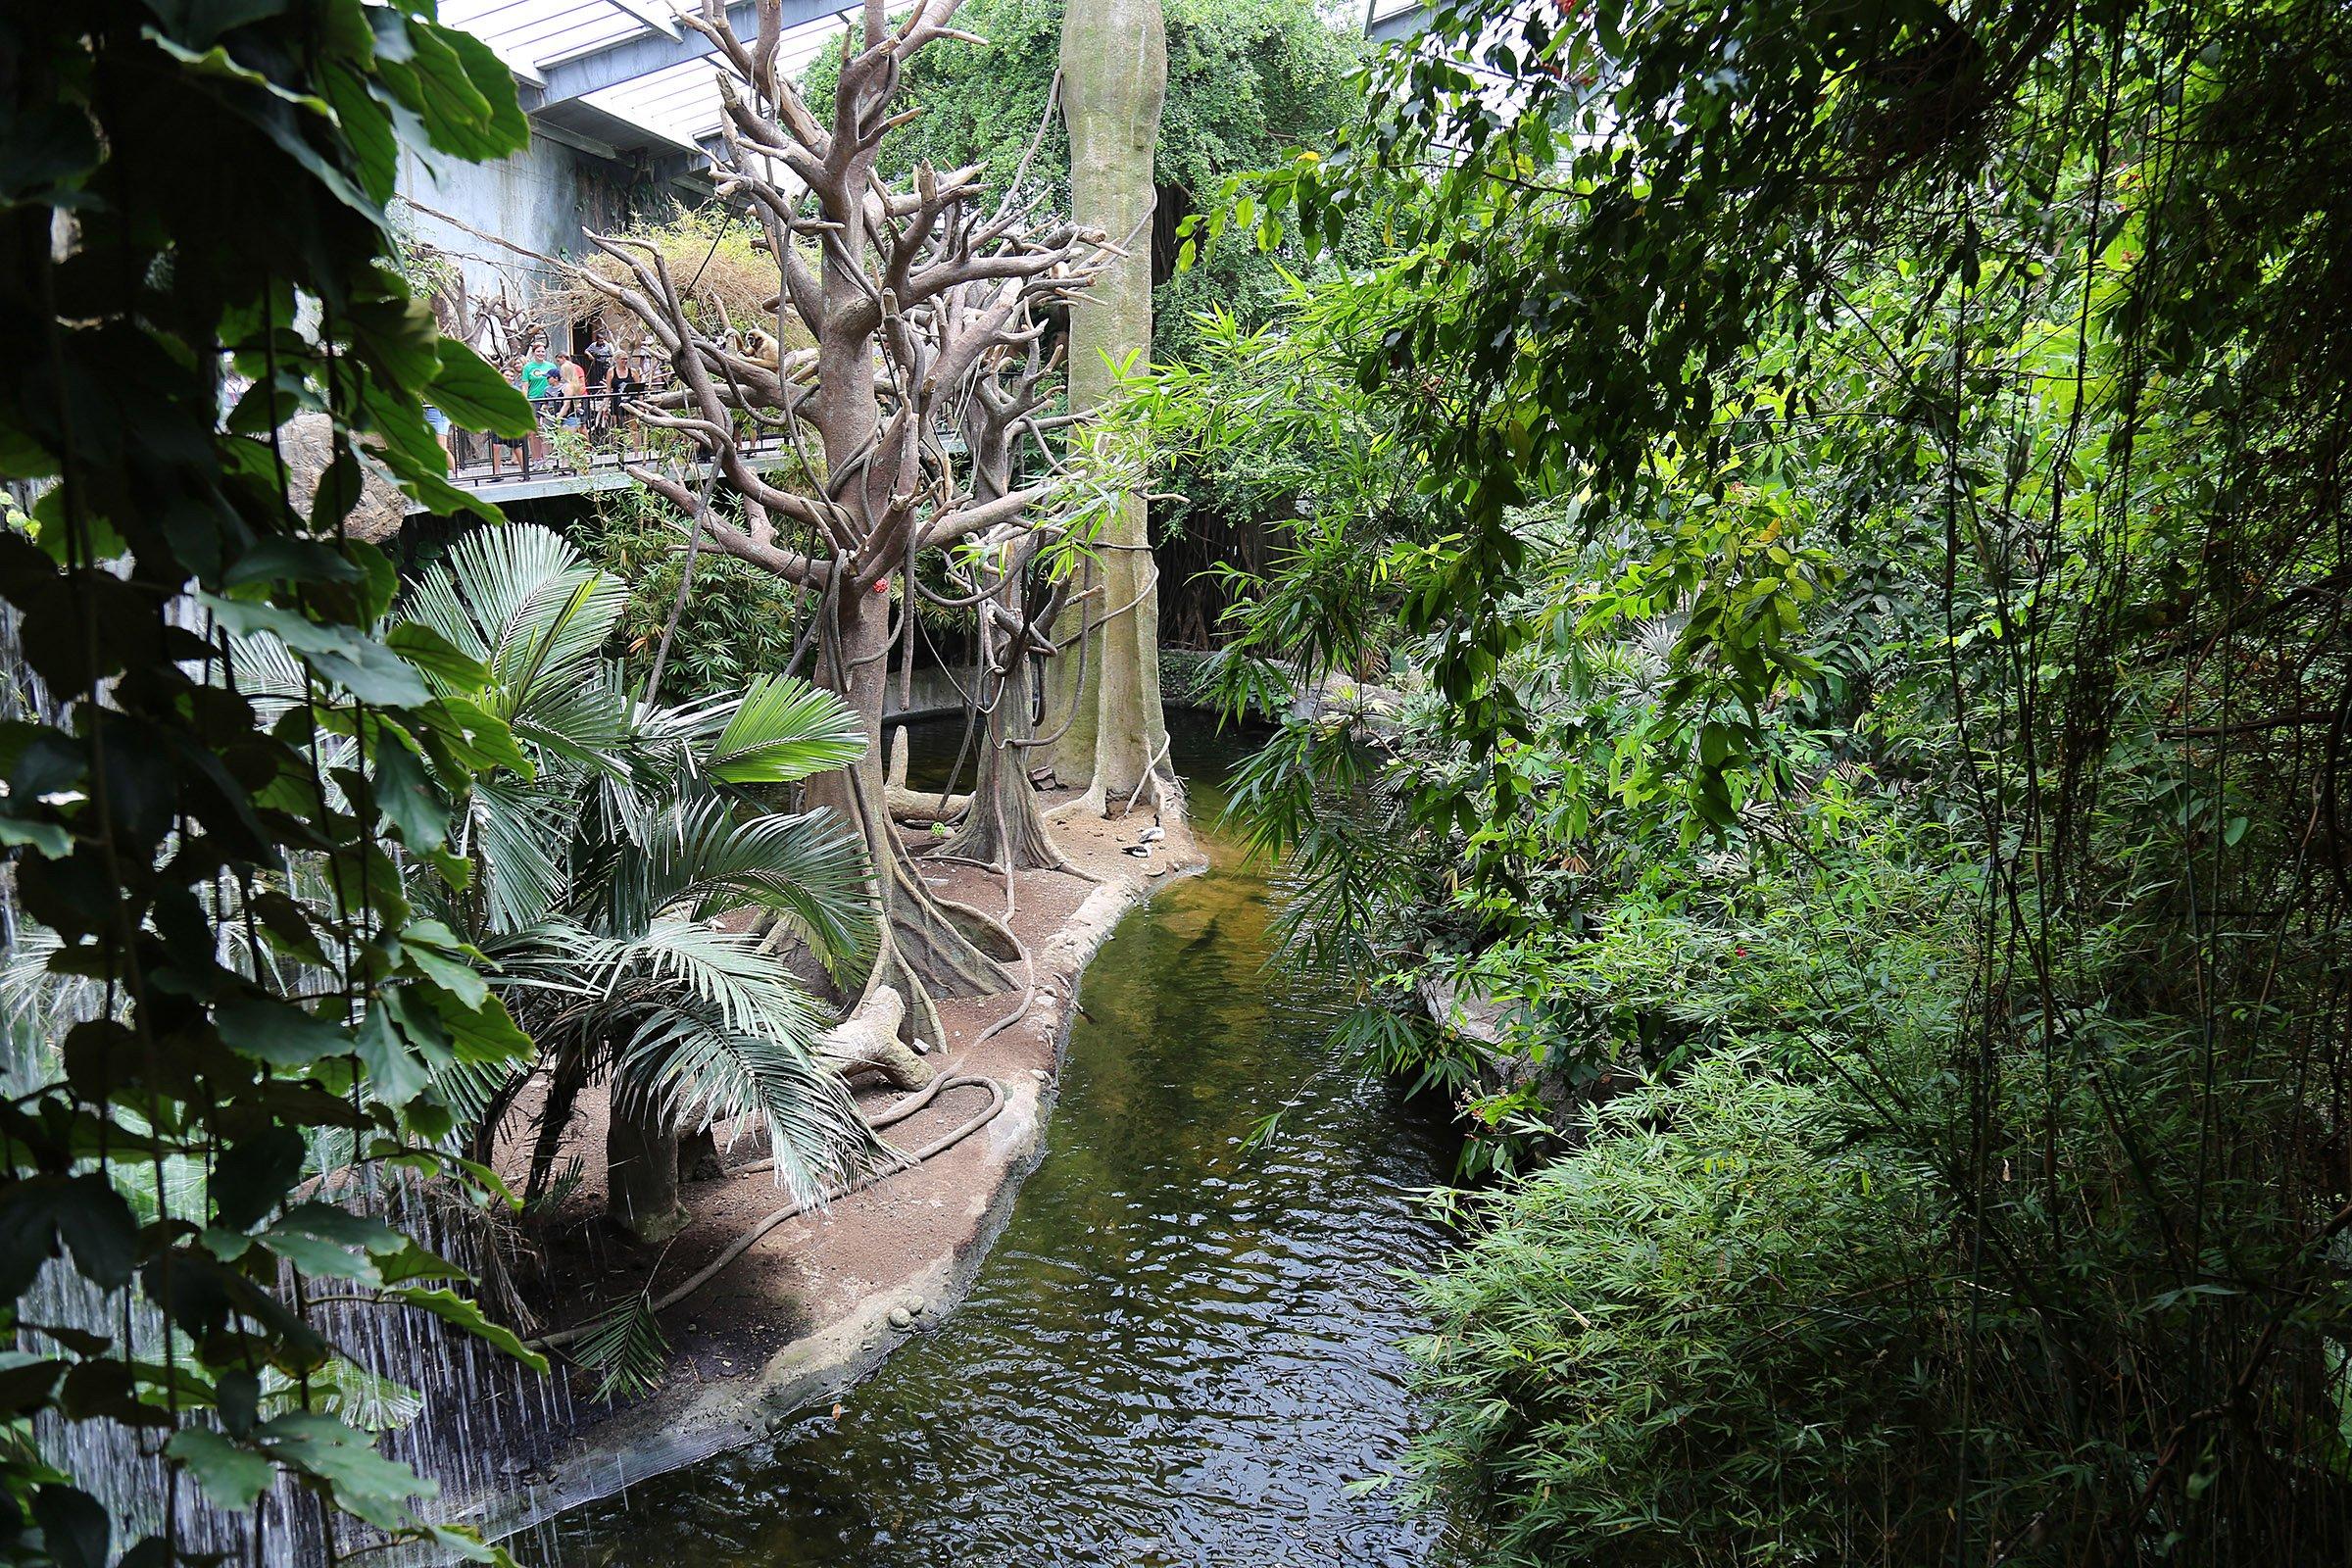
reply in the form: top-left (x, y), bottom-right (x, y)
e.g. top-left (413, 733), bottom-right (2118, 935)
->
top-left (396, 130), bottom-right (643, 351)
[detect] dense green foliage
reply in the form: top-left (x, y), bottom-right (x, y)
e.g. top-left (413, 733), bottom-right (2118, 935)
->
top-left (808, 0), bottom-right (1364, 368)
top-left (389, 524), bottom-right (873, 1208)
top-left (1411, 1053), bottom-right (1944, 1560)
top-left (1157, 0), bottom-right (2352, 1557)
top-left (0, 3), bottom-right (558, 1559)
top-left (574, 484), bottom-right (812, 705)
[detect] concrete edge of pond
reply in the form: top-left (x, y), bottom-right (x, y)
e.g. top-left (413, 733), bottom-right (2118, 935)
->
top-left (455, 844), bottom-right (1211, 1552)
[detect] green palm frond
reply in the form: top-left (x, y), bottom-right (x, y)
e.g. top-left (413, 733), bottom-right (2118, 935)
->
top-left (594, 921), bottom-right (874, 1201)
top-left (469, 774), bottom-right (581, 933)
top-left (612, 1001), bottom-right (871, 1206)
top-left (597, 919), bottom-right (831, 1045)
top-left (224, 634), bottom-right (365, 795)
top-left (698, 674), bottom-right (868, 786)
top-left (429, 1056), bottom-right (523, 1141)
top-left (574, 1293), bottom-right (669, 1403)
top-left (505, 662), bottom-right (633, 782)
top-left (3, 926), bottom-right (98, 1082)
top-left (475, 918), bottom-right (873, 1201)
top-left (592, 797), bottom-right (873, 964)
top-left (407, 524), bottom-right (631, 729)
top-left (225, 630), bottom-right (318, 722)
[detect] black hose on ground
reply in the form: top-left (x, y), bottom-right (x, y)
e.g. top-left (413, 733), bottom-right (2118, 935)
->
top-left (529, 1073), bottom-right (1007, 1351)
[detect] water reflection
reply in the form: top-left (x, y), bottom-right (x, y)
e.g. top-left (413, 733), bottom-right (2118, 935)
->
top-left (521, 716), bottom-right (1466, 1567)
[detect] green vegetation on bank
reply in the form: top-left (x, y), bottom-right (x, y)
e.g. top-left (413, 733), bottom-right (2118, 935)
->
top-left (1145, 0), bottom-right (2352, 1558)
top-left (0, 8), bottom-right (874, 1559)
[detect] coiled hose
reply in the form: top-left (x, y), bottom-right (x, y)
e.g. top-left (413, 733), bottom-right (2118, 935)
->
top-left (530, 1072), bottom-right (1007, 1351)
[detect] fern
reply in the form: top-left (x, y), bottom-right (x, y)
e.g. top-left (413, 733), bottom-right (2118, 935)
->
top-left (573, 1294), bottom-right (671, 1403)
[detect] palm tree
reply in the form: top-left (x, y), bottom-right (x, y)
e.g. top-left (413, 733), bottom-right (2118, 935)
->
top-left (400, 524), bottom-right (876, 1242)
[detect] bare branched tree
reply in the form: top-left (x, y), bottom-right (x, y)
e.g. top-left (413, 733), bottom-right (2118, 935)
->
top-left (569, 0), bottom-right (1119, 1044)
top-left (928, 302), bottom-right (1086, 886)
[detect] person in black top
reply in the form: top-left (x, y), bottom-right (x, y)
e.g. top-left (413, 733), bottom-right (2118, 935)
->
top-left (583, 330), bottom-right (616, 423)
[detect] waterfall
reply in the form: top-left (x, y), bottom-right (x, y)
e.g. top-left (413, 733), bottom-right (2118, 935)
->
top-left (2, 546), bottom-right (572, 1561)
top-left (20, 1177), bottom-right (575, 1565)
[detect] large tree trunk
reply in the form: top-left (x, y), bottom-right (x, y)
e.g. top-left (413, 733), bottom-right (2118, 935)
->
top-left (1052, 0), bottom-right (1173, 813)
top-left (801, 115), bottom-right (1020, 1030)
top-left (951, 387), bottom-right (1066, 873)
top-left (940, 581), bottom-right (1069, 875)
top-left (1042, 560), bottom-right (1101, 785)
top-left (581, 5), bottom-right (1096, 1047)
top-left (807, 579), bottom-right (1016, 1046)
top-left (606, 1097), bottom-right (686, 1244)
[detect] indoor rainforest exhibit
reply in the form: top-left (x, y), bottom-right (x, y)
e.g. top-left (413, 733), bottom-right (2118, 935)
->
top-left (3, 0), bottom-right (2349, 1564)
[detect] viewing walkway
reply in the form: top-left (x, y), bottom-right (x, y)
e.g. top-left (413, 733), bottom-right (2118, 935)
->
top-left (425, 392), bottom-right (963, 512)
top-left (431, 395), bottom-right (800, 510)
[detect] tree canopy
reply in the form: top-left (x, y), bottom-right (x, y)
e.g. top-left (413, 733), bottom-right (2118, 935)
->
top-left (807, 0), bottom-right (1367, 364)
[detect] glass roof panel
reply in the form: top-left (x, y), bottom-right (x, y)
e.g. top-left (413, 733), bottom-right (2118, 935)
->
top-left (582, 10), bottom-right (851, 148)
top-left (439, 0), bottom-right (656, 72)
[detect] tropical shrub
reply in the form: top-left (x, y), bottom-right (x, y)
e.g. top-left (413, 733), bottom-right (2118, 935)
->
top-left (1410, 1054), bottom-right (1944, 1566)
top-left (381, 524), bottom-right (877, 1224)
top-left (1159, 0), bottom-right (2352, 1551)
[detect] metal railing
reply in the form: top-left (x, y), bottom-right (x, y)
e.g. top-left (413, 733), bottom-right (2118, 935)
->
top-left (433, 393), bottom-right (964, 489)
top-left (440, 391), bottom-right (675, 486)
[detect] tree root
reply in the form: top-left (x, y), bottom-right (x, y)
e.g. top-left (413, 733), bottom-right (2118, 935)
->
top-left (816, 984), bottom-right (935, 1090)
top-left (886, 783), bottom-right (970, 823)
top-left (1043, 779), bottom-right (1109, 824)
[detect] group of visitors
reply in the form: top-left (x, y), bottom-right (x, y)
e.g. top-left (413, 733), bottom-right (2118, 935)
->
top-left (421, 325), bottom-right (667, 473)
top-left (510, 330), bottom-right (655, 432)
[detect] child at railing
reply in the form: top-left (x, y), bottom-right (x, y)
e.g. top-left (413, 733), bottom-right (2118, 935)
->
top-left (557, 355), bottom-right (588, 435)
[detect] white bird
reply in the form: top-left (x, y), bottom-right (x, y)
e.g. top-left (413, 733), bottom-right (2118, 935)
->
top-left (1139, 825), bottom-right (1165, 843)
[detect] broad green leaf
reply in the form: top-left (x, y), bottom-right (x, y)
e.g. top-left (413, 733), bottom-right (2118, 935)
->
top-left (387, 620), bottom-right (493, 692)
top-left (166, 1428), bottom-right (276, 1511)
top-left (215, 995), bottom-right (348, 1067)
top-left (387, 1288), bottom-right (548, 1374)
top-left (0, 1174), bottom-right (139, 1297)
top-left (257, 1411), bottom-right (433, 1531)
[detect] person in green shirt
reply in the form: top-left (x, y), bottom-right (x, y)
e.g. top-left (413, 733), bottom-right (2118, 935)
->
top-left (520, 346), bottom-right (560, 403)
top-left (501, 352), bottom-right (551, 466)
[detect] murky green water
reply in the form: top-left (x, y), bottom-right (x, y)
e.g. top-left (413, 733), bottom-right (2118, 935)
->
top-left (520, 717), bottom-right (1467, 1566)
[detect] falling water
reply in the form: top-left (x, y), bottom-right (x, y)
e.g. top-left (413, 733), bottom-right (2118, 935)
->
top-left (4, 577), bottom-right (574, 1564)
top-left (19, 1176), bottom-right (575, 1566)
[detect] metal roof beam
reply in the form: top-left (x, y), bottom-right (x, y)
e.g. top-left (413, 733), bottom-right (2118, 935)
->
top-left (520, 0), bottom-right (850, 109)
top-left (1365, 2), bottom-right (1427, 45)
top-left (595, 0), bottom-right (681, 41)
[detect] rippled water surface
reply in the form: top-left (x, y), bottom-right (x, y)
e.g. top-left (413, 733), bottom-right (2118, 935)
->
top-left (521, 718), bottom-right (1467, 1567)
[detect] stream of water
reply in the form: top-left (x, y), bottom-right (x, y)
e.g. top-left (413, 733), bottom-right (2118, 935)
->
top-left (514, 716), bottom-right (1470, 1567)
